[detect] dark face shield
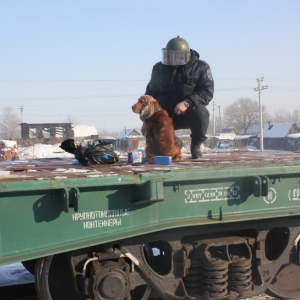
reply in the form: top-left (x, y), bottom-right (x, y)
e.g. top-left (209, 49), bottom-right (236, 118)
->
top-left (161, 49), bottom-right (189, 66)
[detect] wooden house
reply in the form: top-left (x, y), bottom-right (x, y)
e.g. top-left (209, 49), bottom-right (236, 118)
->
top-left (115, 129), bottom-right (145, 150)
top-left (254, 122), bottom-right (298, 150)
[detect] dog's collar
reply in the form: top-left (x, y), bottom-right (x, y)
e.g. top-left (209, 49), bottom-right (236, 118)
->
top-left (140, 108), bottom-right (162, 121)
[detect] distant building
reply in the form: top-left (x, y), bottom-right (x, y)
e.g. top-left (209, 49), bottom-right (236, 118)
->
top-left (234, 135), bottom-right (256, 148)
top-left (116, 129), bottom-right (141, 139)
top-left (287, 133), bottom-right (300, 151)
top-left (20, 123), bottom-right (74, 140)
top-left (209, 133), bottom-right (236, 149)
top-left (221, 128), bottom-right (238, 135)
top-left (115, 129), bottom-right (145, 150)
top-left (20, 123), bottom-right (98, 143)
top-left (0, 140), bottom-right (19, 161)
top-left (253, 122), bottom-right (298, 150)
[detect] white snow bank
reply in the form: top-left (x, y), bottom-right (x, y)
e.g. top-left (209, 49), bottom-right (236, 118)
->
top-left (18, 143), bottom-right (74, 159)
top-left (0, 140), bottom-right (17, 148)
top-left (0, 263), bottom-right (34, 287)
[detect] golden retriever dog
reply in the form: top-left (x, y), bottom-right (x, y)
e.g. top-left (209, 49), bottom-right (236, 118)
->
top-left (132, 95), bottom-right (182, 162)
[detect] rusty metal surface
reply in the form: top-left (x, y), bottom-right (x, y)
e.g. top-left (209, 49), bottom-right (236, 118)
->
top-left (0, 151), bottom-right (299, 181)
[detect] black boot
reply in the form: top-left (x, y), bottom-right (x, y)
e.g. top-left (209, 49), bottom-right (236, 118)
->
top-left (191, 143), bottom-right (202, 159)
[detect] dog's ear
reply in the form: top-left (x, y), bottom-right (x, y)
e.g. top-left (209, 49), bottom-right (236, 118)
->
top-left (144, 95), bottom-right (161, 109)
top-left (139, 96), bottom-right (153, 121)
top-left (152, 99), bottom-right (161, 111)
top-left (138, 95), bottom-right (151, 104)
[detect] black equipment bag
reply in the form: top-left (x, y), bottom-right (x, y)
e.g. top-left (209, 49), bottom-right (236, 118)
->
top-left (60, 139), bottom-right (119, 166)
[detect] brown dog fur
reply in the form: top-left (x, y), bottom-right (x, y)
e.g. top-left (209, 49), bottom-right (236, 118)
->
top-left (132, 95), bottom-right (182, 161)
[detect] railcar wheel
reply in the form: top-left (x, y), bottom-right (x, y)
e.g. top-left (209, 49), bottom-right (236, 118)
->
top-left (267, 263), bottom-right (300, 299)
top-left (35, 253), bottom-right (90, 300)
top-left (265, 227), bottom-right (300, 299)
top-left (35, 253), bottom-right (155, 300)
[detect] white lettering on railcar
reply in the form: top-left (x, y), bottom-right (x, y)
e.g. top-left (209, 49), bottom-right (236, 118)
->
top-left (184, 186), bottom-right (240, 204)
top-left (263, 188), bottom-right (277, 204)
top-left (288, 189), bottom-right (300, 201)
top-left (83, 219), bottom-right (122, 229)
top-left (72, 208), bottom-right (129, 229)
top-left (72, 208), bottom-right (129, 221)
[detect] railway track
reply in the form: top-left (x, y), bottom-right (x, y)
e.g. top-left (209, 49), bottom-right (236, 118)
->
top-left (0, 284), bottom-right (279, 300)
top-left (0, 283), bottom-right (37, 300)
top-left (0, 283), bottom-right (279, 300)
top-left (0, 265), bottom-right (279, 300)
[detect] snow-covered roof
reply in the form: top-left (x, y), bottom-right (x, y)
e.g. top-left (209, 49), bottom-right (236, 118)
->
top-left (0, 140), bottom-right (17, 147)
top-left (212, 133), bottom-right (236, 140)
top-left (287, 133), bottom-right (300, 139)
top-left (235, 135), bottom-right (254, 140)
top-left (116, 129), bottom-right (141, 139)
top-left (257, 122), bottom-right (295, 138)
top-left (98, 136), bottom-right (116, 140)
top-left (74, 125), bottom-right (97, 137)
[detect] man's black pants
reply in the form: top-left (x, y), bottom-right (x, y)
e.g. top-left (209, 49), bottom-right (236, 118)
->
top-left (168, 104), bottom-right (210, 145)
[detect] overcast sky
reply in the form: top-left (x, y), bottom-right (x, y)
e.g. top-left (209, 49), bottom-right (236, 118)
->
top-left (1, 0), bottom-right (299, 132)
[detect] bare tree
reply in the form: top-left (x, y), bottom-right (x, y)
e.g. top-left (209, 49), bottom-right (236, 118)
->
top-left (271, 108), bottom-right (291, 123)
top-left (223, 98), bottom-right (269, 134)
top-left (0, 106), bottom-right (21, 140)
top-left (270, 108), bottom-right (300, 129)
top-left (291, 110), bottom-right (300, 128)
top-left (64, 115), bottom-right (79, 126)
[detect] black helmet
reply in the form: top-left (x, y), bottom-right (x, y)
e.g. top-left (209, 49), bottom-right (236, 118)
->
top-left (162, 36), bottom-right (191, 66)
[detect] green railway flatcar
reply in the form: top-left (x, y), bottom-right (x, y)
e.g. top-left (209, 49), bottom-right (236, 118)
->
top-left (1, 152), bottom-right (300, 300)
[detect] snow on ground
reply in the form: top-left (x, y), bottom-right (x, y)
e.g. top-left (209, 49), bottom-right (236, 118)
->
top-left (212, 145), bottom-right (260, 152)
top-left (18, 143), bottom-right (74, 159)
top-left (0, 263), bottom-right (34, 287)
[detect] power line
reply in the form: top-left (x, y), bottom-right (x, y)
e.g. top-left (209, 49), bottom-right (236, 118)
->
top-left (1, 86), bottom-right (299, 103)
top-left (0, 87), bottom-right (273, 102)
top-left (216, 87), bottom-right (253, 91)
top-left (0, 94), bottom-right (142, 101)
top-left (0, 80), bottom-right (149, 83)
top-left (1, 78), bottom-right (300, 83)
top-left (20, 113), bottom-right (135, 117)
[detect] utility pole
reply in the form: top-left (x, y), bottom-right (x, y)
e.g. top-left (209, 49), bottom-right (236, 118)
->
top-left (213, 102), bottom-right (216, 135)
top-left (20, 106), bottom-right (24, 123)
top-left (218, 105), bottom-right (222, 133)
top-left (254, 78), bottom-right (268, 151)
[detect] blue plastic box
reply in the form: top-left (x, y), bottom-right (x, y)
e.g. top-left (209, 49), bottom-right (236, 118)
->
top-left (154, 156), bottom-right (172, 165)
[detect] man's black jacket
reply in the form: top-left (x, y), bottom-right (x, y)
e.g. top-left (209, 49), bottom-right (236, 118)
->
top-left (145, 49), bottom-right (214, 112)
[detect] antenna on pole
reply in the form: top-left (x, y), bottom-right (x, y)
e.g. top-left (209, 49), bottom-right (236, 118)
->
top-left (20, 106), bottom-right (24, 123)
top-left (254, 78), bottom-right (268, 151)
top-left (213, 102), bottom-right (216, 135)
top-left (218, 105), bottom-right (222, 133)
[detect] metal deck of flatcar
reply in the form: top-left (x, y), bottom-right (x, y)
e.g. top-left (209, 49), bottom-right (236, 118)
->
top-left (0, 151), bottom-right (299, 181)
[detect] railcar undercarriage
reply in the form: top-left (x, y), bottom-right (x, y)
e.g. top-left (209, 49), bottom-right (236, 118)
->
top-left (30, 216), bottom-right (300, 300)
